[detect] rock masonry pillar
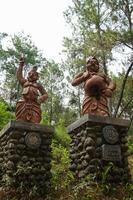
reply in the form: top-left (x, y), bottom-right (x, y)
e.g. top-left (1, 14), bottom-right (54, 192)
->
top-left (0, 120), bottom-right (53, 195)
top-left (67, 115), bottom-right (131, 182)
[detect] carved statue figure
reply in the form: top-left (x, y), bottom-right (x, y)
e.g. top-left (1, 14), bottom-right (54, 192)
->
top-left (15, 57), bottom-right (48, 123)
top-left (72, 56), bottom-right (116, 116)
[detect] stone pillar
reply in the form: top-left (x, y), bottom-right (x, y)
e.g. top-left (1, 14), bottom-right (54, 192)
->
top-left (0, 120), bottom-right (53, 194)
top-left (67, 115), bottom-right (131, 182)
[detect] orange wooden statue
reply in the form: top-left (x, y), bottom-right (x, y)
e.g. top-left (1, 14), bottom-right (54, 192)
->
top-left (72, 56), bottom-right (116, 116)
top-left (16, 57), bottom-right (48, 123)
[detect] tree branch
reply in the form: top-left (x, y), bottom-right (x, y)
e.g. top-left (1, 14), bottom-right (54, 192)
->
top-left (114, 61), bottom-right (133, 117)
top-left (118, 98), bottom-right (133, 118)
top-left (121, 42), bottom-right (133, 50)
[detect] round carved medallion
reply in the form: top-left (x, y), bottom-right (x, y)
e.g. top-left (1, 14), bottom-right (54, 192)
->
top-left (25, 132), bottom-right (41, 149)
top-left (103, 126), bottom-right (119, 144)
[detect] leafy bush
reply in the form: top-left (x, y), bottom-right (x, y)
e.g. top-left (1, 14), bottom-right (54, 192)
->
top-left (128, 135), bottom-right (133, 155)
top-left (0, 101), bottom-right (14, 130)
top-left (51, 141), bottom-right (74, 192)
top-left (54, 118), bottom-right (71, 147)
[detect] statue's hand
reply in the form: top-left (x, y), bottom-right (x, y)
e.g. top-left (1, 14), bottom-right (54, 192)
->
top-left (102, 88), bottom-right (112, 97)
top-left (83, 71), bottom-right (90, 80)
top-left (37, 96), bottom-right (44, 104)
top-left (19, 57), bottom-right (25, 67)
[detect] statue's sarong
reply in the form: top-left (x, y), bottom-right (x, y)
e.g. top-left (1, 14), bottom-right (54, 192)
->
top-left (82, 95), bottom-right (109, 116)
top-left (16, 100), bottom-right (41, 123)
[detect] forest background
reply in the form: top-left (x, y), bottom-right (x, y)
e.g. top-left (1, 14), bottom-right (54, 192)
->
top-left (0, 0), bottom-right (133, 199)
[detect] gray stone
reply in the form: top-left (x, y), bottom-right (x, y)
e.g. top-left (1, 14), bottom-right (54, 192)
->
top-left (96, 131), bottom-right (102, 136)
top-left (0, 120), bottom-right (54, 138)
top-left (86, 165), bottom-right (96, 173)
top-left (103, 126), bottom-right (119, 144)
top-left (78, 142), bottom-right (83, 149)
top-left (102, 144), bottom-right (121, 161)
top-left (8, 131), bottom-right (22, 139)
top-left (81, 160), bottom-right (88, 168)
top-left (79, 151), bottom-right (86, 156)
top-left (89, 158), bottom-right (101, 167)
top-left (84, 154), bottom-right (90, 161)
top-left (1, 141), bottom-right (6, 146)
top-left (19, 137), bottom-right (25, 144)
top-left (87, 134), bottom-right (96, 139)
top-left (84, 137), bottom-right (95, 148)
top-left (86, 146), bottom-right (95, 154)
top-left (0, 158), bottom-right (3, 162)
top-left (17, 144), bottom-right (26, 150)
top-left (121, 144), bottom-right (128, 152)
top-left (96, 137), bottom-right (102, 146)
top-left (70, 153), bottom-right (77, 159)
top-left (8, 143), bottom-right (15, 149)
top-left (0, 152), bottom-right (4, 156)
top-left (67, 115), bottom-right (130, 134)
top-left (21, 156), bottom-right (28, 162)
top-left (36, 157), bottom-right (43, 162)
top-left (78, 170), bottom-right (85, 178)
top-left (121, 137), bottom-right (128, 143)
top-left (8, 154), bottom-right (20, 161)
top-left (8, 139), bottom-right (18, 144)
top-left (25, 132), bottom-right (41, 149)
top-left (6, 161), bottom-right (15, 170)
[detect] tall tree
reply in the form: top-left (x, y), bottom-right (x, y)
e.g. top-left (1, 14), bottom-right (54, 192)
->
top-left (104, 0), bottom-right (133, 117)
top-left (40, 60), bottom-right (64, 124)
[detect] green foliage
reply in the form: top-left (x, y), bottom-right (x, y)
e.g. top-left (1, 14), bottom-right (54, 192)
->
top-left (41, 111), bottom-right (51, 125)
top-left (51, 141), bottom-right (74, 191)
top-left (128, 136), bottom-right (133, 155)
top-left (40, 60), bottom-right (65, 124)
top-left (101, 162), bottom-right (114, 184)
top-left (54, 118), bottom-right (71, 147)
top-left (0, 101), bottom-right (14, 130)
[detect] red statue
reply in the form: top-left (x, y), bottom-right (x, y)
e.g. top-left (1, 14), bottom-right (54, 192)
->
top-left (72, 56), bottom-right (116, 116)
top-left (15, 57), bottom-right (48, 123)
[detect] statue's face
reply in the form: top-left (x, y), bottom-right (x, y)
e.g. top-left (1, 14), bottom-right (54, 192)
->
top-left (28, 71), bottom-right (38, 82)
top-left (86, 58), bottom-right (99, 72)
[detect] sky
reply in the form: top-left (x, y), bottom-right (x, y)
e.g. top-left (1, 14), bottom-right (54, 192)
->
top-left (0, 0), bottom-right (131, 74)
top-left (0, 0), bottom-right (72, 62)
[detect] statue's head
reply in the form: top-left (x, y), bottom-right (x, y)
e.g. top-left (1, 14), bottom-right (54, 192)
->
top-left (86, 56), bottom-right (99, 72)
top-left (28, 65), bottom-right (39, 82)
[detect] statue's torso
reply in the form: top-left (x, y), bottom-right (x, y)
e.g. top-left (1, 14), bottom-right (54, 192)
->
top-left (84, 74), bottom-right (107, 97)
top-left (21, 81), bottom-right (40, 102)
top-left (82, 74), bottom-right (110, 116)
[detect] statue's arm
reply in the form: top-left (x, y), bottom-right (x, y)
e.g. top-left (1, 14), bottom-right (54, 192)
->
top-left (72, 72), bottom-right (88, 86)
top-left (16, 58), bottom-right (26, 85)
top-left (38, 84), bottom-right (48, 104)
top-left (107, 78), bottom-right (116, 91)
top-left (103, 76), bottom-right (116, 97)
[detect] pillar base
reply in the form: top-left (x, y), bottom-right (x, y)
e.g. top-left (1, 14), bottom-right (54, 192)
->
top-left (0, 120), bottom-right (53, 195)
top-left (67, 115), bottom-right (131, 182)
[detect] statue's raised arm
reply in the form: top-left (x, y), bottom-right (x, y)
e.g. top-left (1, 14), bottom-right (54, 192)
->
top-left (16, 57), bottom-right (26, 86)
